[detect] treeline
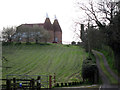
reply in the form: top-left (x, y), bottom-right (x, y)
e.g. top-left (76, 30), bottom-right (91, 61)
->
top-left (79, 1), bottom-right (120, 72)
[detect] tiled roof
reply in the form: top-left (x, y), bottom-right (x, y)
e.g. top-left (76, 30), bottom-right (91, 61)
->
top-left (44, 18), bottom-right (53, 30)
top-left (17, 18), bottom-right (62, 32)
top-left (22, 23), bottom-right (44, 27)
top-left (53, 19), bottom-right (62, 32)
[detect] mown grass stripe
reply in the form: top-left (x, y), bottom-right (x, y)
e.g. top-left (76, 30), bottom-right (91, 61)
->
top-left (2, 44), bottom-right (88, 83)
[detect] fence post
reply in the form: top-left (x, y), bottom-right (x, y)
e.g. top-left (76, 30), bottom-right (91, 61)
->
top-left (13, 78), bottom-right (16, 90)
top-left (31, 79), bottom-right (35, 90)
top-left (54, 73), bottom-right (56, 86)
top-left (65, 83), bottom-right (67, 86)
top-left (6, 79), bottom-right (11, 90)
top-left (61, 83), bottom-right (63, 87)
top-left (49, 75), bottom-right (52, 88)
top-left (37, 76), bottom-right (41, 90)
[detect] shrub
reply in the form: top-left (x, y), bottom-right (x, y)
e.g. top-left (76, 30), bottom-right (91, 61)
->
top-left (2, 41), bottom-right (13, 46)
top-left (26, 42), bottom-right (31, 45)
top-left (71, 41), bottom-right (76, 45)
top-left (82, 58), bottom-right (99, 84)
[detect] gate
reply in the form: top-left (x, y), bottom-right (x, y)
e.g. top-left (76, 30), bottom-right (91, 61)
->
top-left (6, 74), bottom-right (49, 89)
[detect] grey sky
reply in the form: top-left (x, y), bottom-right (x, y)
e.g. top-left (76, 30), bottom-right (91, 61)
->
top-left (0, 0), bottom-right (103, 44)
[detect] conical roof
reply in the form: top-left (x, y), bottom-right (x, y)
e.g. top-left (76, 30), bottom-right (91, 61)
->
top-left (53, 19), bottom-right (62, 32)
top-left (44, 18), bottom-right (53, 30)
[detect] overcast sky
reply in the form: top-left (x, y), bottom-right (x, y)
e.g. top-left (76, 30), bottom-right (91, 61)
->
top-left (0, 0), bottom-right (99, 44)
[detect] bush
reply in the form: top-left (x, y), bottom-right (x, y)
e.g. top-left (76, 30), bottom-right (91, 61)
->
top-left (39, 43), bottom-right (50, 45)
top-left (77, 42), bottom-right (81, 45)
top-left (82, 58), bottom-right (99, 84)
top-left (26, 42), bottom-right (31, 45)
top-left (15, 42), bottom-right (21, 45)
top-left (2, 41), bottom-right (13, 46)
top-left (71, 41), bottom-right (76, 45)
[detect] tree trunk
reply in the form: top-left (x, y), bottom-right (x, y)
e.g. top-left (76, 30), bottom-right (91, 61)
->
top-left (111, 43), bottom-right (120, 72)
top-left (113, 51), bottom-right (120, 72)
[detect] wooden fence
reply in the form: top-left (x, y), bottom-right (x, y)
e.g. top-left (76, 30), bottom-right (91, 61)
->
top-left (1, 74), bottom-right (84, 89)
top-left (1, 74), bottom-right (53, 89)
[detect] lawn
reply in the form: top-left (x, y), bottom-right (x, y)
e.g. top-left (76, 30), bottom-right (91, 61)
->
top-left (2, 43), bottom-right (88, 83)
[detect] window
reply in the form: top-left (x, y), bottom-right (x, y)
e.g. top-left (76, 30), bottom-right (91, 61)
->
top-left (55, 38), bottom-right (58, 42)
top-left (22, 34), bottom-right (27, 38)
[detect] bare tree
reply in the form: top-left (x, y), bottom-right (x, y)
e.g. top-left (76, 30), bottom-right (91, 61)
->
top-left (25, 26), bottom-right (31, 43)
top-left (41, 29), bottom-right (50, 43)
top-left (2, 27), bottom-right (16, 42)
top-left (32, 25), bottom-right (50, 43)
top-left (76, 0), bottom-right (119, 28)
top-left (75, 0), bottom-right (119, 48)
top-left (16, 25), bottom-right (50, 43)
top-left (16, 25), bottom-right (30, 43)
top-left (76, 0), bottom-right (120, 71)
top-left (33, 25), bottom-right (42, 43)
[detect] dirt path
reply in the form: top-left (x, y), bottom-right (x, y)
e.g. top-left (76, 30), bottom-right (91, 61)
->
top-left (92, 50), bottom-right (120, 89)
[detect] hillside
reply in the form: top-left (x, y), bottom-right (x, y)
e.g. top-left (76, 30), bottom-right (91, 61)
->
top-left (2, 43), bottom-right (88, 83)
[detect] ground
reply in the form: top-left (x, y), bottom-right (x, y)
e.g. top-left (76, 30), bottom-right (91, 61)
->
top-left (92, 50), bottom-right (120, 90)
top-left (2, 43), bottom-right (88, 83)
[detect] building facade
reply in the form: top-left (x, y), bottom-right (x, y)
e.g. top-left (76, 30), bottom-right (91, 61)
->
top-left (12, 17), bottom-right (62, 44)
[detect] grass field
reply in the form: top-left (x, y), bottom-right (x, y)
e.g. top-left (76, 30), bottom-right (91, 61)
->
top-left (2, 43), bottom-right (88, 83)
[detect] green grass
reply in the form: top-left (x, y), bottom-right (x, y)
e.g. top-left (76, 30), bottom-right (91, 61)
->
top-left (2, 43), bottom-right (88, 83)
top-left (99, 50), bottom-right (119, 76)
top-left (99, 45), bottom-right (119, 76)
top-left (96, 52), bottom-right (118, 84)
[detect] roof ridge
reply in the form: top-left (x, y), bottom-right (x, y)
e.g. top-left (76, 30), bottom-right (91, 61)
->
top-left (23, 23), bottom-right (44, 25)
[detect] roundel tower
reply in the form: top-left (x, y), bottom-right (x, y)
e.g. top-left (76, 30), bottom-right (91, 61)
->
top-left (53, 18), bottom-right (62, 44)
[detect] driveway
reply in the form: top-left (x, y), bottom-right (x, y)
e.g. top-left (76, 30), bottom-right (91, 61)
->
top-left (92, 50), bottom-right (120, 90)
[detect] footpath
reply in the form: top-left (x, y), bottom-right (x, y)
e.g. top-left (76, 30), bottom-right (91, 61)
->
top-left (92, 50), bottom-right (120, 90)
top-left (55, 50), bottom-right (120, 90)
